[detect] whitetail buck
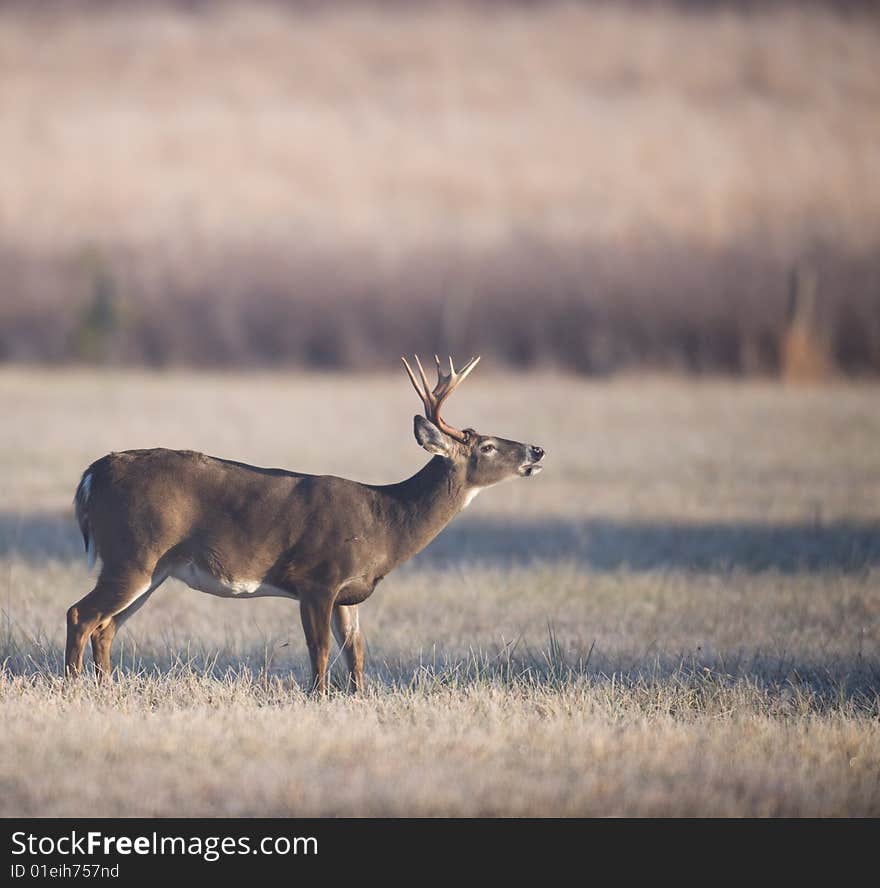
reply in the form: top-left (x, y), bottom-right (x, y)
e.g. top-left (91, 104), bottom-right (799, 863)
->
top-left (66, 356), bottom-right (545, 693)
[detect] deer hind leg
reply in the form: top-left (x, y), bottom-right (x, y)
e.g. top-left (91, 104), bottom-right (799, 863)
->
top-left (66, 567), bottom-right (154, 679)
top-left (332, 604), bottom-right (365, 693)
top-left (299, 592), bottom-right (335, 696)
top-left (89, 583), bottom-right (160, 679)
top-left (89, 620), bottom-right (117, 679)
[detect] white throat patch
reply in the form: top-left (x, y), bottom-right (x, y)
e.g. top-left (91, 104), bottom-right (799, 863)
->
top-left (462, 488), bottom-right (482, 509)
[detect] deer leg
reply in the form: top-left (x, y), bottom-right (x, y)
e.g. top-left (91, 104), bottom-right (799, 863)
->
top-left (66, 567), bottom-right (154, 678)
top-left (299, 593), bottom-right (335, 696)
top-left (89, 619), bottom-right (117, 680)
top-left (89, 582), bottom-right (160, 680)
top-left (332, 604), bottom-right (365, 693)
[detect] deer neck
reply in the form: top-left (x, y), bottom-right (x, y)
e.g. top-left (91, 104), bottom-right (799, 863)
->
top-left (379, 456), bottom-right (469, 567)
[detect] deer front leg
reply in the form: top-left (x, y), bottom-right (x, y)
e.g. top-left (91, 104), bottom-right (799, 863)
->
top-left (332, 604), bottom-right (365, 693)
top-left (299, 592), bottom-right (335, 696)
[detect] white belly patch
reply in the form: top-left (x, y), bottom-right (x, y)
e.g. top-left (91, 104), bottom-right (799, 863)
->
top-left (170, 562), bottom-right (295, 600)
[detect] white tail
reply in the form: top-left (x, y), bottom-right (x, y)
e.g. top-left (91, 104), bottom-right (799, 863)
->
top-left (74, 471), bottom-right (97, 569)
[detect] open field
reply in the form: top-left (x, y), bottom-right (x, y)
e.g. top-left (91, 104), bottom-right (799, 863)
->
top-left (0, 2), bottom-right (880, 253)
top-left (0, 368), bottom-right (878, 816)
top-left (3, 1), bottom-right (878, 252)
top-left (1, 1), bottom-right (879, 371)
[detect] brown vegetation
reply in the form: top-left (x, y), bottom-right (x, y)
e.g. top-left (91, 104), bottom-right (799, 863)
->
top-left (781, 267), bottom-right (836, 383)
top-left (0, 2), bottom-right (878, 373)
top-left (2, 239), bottom-right (879, 374)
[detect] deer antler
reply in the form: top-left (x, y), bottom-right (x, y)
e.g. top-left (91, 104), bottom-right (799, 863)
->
top-left (401, 354), bottom-right (480, 443)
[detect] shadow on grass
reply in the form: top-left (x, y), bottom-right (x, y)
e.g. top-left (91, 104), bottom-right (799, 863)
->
top-left (416, 517), bottom-right (880, 573)
top-left (1, 510), bottom-right (879, 574)
top-left (2, 636), bottom-right (878, 710)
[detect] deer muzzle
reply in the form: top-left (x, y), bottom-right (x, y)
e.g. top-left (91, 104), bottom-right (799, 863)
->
top-left (519, 445), bottom-right (546, 477)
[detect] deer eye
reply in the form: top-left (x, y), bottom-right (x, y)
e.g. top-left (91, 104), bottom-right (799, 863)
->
top-left (480, 442), bottom-right (497, 454)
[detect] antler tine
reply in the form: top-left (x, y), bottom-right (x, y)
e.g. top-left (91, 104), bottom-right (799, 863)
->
top-left (453, 355), bottom-right (480, 385)
top-left (436, 355), bottom-right (480, 397)
top-left (428, 355), bottom-right (479, 391)
top-left (414, 354), bottom-right (431, 398)
top-left (401, 356), bottom-right (429, 406)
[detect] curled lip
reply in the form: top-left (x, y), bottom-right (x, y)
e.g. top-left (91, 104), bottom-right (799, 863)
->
top-left (519, 463), bottom-right (544, 477)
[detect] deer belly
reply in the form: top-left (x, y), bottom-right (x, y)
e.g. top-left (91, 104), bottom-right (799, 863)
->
top-left (170, 562), bottom-right (296, 600)
top-left (335, 577), bottom-right (380, 606)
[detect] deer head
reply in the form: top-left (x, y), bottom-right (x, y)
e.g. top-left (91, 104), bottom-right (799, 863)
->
top-left (402, 354), bottom-right (545, 489)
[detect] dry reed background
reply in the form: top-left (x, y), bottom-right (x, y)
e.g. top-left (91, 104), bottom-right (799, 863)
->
top-left (0, 369), bottom-right (878, 816)
top-left (0, 1), bottom-right (879, 372)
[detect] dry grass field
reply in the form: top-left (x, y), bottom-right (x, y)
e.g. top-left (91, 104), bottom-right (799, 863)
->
top-left (0, 368), bottom-right (878, 816)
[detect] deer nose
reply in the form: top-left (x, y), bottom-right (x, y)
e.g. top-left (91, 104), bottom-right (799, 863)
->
top-left (530, 446), bottom-right (545, 462)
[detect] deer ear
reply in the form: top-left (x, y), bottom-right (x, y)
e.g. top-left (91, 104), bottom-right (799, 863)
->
top-left (413, 415), bottom-right (453, 457)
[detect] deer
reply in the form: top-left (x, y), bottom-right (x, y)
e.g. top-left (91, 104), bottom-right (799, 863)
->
top-left (66, 356), bottom-right (545, 694)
